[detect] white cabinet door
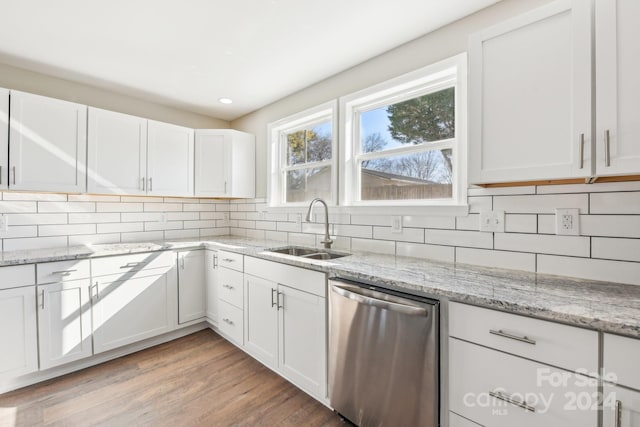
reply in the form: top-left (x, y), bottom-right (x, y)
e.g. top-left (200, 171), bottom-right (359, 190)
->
top-left (603, 385), bottom-right (640, 427)
top-left (9, 90), bottom-right (87, 192)
top-left (278, 284), bottom-right (326, 399)
top-left (205, 250), bottom-right (219, 324)
top-left (0, 88), bottom-right (8, 190)
top-left (177, 250), bottom-right (205, 324)
top-left (243, 274), bottom-right (278, 369)
top-left (595, 0), bottom-right (640, 176)
top-left (0, 286), bottom-right (38, 380)
top-left (468, 0), bottom-right (592, 184)
top-left (92, 268), bottom-right (178, 354)
top-left (37, 279), bottom-right (92, 370)
top-left (88, 107), bottom-right (147, 195)
top-left (147, 120), bottom-right (194, 197)
top-left (194, 131), bottom-right (228, 197)
top-left (194, 130), bottom-right (255, 198)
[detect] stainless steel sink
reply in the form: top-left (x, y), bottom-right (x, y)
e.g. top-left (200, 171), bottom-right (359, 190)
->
top-left (265, 246), bottom-right (350, 260)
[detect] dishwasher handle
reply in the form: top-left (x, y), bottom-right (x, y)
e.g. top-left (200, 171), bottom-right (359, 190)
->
top-left (331, 284), bottom-right (428, 316)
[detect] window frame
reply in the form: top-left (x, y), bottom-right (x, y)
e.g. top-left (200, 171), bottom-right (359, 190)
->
top-left (339, 53), bottom-right (467, 209)
top-left (268, 100), bottom-right (338, 207)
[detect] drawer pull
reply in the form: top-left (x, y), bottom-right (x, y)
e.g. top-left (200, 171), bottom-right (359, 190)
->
top-left (489, 390), bottom-right (536, 413)
top-left (277, 291), bottom-right (284, 310)
top-left (489, 329), bottom-right (536, 345)
top-left (271, 288), bottom-right (277, 308)
top-left (120, 262), bottom-right (141, 269)
top-left (222, 318), bottom-right (234, 325)
top-left (222, 284), bottom-right (235, 290)
top-left (222, 258), bottom-right (235, 263)
top-left (615, 400), bottom-right (622, 427)
top-left (51, 269), bottom-right (78, 276)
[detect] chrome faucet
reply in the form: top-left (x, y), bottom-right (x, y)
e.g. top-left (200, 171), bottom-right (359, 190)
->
top-left (305, 198), bottom-right (333, 249)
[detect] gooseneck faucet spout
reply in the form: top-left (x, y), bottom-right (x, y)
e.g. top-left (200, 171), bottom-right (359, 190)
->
top-left (305, 198), bottom-right (333, 249)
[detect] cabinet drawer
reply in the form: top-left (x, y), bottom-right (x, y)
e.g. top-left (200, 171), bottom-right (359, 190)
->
top-left (37, 259), bottom-right (90, 284)
top-left (602, 384), bottom-right (640, 426)
top-left (219, 267), bottom-right (243, 308)
top-left (218, 300), bottom-right (243, 345)
top-left (218, 250), bottom-right (243, 272)
top-left (449, 302), bottom-right (598, 373)
top-left (604, 333), bottom-right (640, 390)
top-left (449, 338), bottom-right (597, 427)
top-left (0, 264), bottom-right (35, 290)
top-left (245, 256), bottom-right (326, 297)
top-left (91, 251), bottom-right (175, 277)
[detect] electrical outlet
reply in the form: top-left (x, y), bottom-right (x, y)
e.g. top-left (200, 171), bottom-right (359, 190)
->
top-left (391, 216), bottom-right (402, 233)
top-left (555, 208), bottom-right (580, 235)
top-left (479, 210), bottom-right (505, 232)
top-left (0, 214), bottom-right (8, 233)
top-left (223, 212), bottom-right (229, 221)
top-left (159, 213), bottom-right (168, 223)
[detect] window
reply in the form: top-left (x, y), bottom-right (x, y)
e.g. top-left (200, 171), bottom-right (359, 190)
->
top-left (268, 101), bottom-right (337, 206)
top-left (341, 53), bottom-right (467, 207)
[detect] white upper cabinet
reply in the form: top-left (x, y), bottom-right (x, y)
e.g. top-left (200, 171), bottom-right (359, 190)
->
top-left (88, 107), bottom-right (147, 195)
top-left (147, 120), bottom-right (194, 197)
top-left (195, 130), bottom-right (255, 198)
top-left (0, 88), bottom-right (8, 190)
top-left (9, 91), bottom-right (88, 192)
top-left (595, 0), bottom-right (640, 176)
top-left (469, 0), bottom-right (592, 184)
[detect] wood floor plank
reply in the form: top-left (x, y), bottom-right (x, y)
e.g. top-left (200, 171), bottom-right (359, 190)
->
top-left (0, 329), bottom-right (343, 427)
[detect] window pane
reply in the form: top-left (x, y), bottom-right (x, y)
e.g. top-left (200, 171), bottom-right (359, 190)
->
top-left (360, 87), bottom-right (455, 154)
top-left (286, 166), bottom-right (332, 203)
top-left (360, 149), bottom-right (452, 200)
top-left (286, 121), bottom-right (332, 165)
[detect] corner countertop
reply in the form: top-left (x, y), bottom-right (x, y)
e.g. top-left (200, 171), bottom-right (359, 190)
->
top-left (2, 235), bottom-right (639, 339)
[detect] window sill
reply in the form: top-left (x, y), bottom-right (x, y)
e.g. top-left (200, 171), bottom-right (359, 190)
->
top-left (267, 203), bottom-right (469, 217)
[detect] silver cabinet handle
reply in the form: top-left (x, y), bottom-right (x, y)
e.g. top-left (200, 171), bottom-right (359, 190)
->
top-left (141, 177), bottom-right (146, 191)
top-left (605, 129), bottom-right (611, 167)
top-left (51, 269), bottom-right (77, 276)
top-left (222, 284), bottom-right (234, 290)
top-left (490, 390), bottom-right (535, 412)
top-left (180, 255), bottom-right (185, 269)
top-left (277, 291), bottom-right (284, 310)
top-left (271, 288), bottom-right (277, 308)
top-left (222, 258), bottom-right (235, 262)
top-left (331, 284), bottom-right (427, 316)
top-left (120, 262), bottom-right (141, 269)
top-left (94, 282), bottom-right (100, 300)
top-left (88, 284), bottom-right (93, 300)
top-left (12, 166), bottom-right (16, 185)
top-left (213, 254), bottom-right (218, 268)
top-left (579, 133), bottom-right (585, 169)
top-left (40, 289), bottom-right (45, 310)
top-left (615, 400), bottom-right (622, 427)
top-left (224, 181), bottom-right (227, 194)
top-left (149, 177), bottom-right (153, 192)
top-left (489, 329), bottom-right (536, 345)
top-left (222, 318), bottom-right (234, 325)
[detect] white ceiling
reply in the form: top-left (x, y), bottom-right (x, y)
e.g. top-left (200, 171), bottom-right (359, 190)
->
top-left (0, 0), bottom-right (499, 121)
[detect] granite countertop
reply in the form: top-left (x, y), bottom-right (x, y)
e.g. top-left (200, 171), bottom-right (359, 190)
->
top-left (3, 235), bottom-right (640, 338)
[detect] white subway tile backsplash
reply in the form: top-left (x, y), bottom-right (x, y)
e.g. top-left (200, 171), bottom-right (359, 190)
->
top-left (591, 192), bottom-right (640, 214)
top-left (467, 186), bottom-right (536, 196)
top-left (373, 226), bottom-right (424, 243)
top-left (495, 233), bottom-right (590, 257)
top-left (96, 202), bottom-right (142, 213)
top-left (494, 194), bottom-right (589, 214)
top-left (456, 214), bottom-right (479, 231)
top-left (121, 212), bottom-right (163, 222)
top-left (230, 212), bottom-right (247, 220)
top-left (144, 203), bottom-right (183, 212)
top-left (39, 224), bottom-right (96, 237)
top-left (538, 255), bottom-right (640, 286)
top-left (0, 226), bottom-right (38, 239)
top-left (505, 214), bottom-right (537, 233)
top-left (537, 181), bottom-right (640, 194)
top-left (97, 222), bottom-right (143, 234)
top-left (245, 229), bottom-right (266, 240)
top-left (144, 221), bottom-right (184, 231)
top-left (277, 221), bottom-right (301, 233)
top-left (69, 233), bottom-right (121, 246)
top-left (4, 236), bottom-right (68, 251)
top-left (265, 231), bottom-right (288, 242)
top-left (288, 233), bottom-right (316, 246)
top-left (200, 228), bottom-right (229, 238)
top-left (6, 213), bottom-right (67, 225)
top-left (537, 215), bottom-right (555, 234)
top-left (164, 229), bottom-right (199, 239)
top-left (167, 212), bottom-right (199, 221)
top-left (456, 248), bottom-right (536, 272)
top-left (581, 215), bottom-right (640, 238)
top-left (592, 238), bottom-right (640, 262)
top-left (403, 215), bottom-right (456, 229)
top-left (199, 212), bottom-right (224, 220)
top-left (351, 238), bottom-right (395, 255)
top-left (396, 242), bottom-right (455, 263)
top-left (184, 220), bottom-right (217, 230)
top-left (333, 224), bottom-right (373, 239)
top-left (468, 196), bottom-right (492, 213)
top-left (0, 201), bottom-right (38, 213)
top-left (320, 235), bottom-right (351, 251)
top-left (38, 202), bottom-right (95, 213)
top-left (255, 221), bottom-right (277, 231)
top-left (425, 229), bottom-right (493, 249)
top-left (2, 192), bottom-right (67, 201)
top-left (69, 213), bottom-right (120, 224)
top-left (121, 196), bottom-right (164, 203)
top-left (121, 231), bottom-right (164, 242)
top-left (68, 194), bottom-right (120, 202)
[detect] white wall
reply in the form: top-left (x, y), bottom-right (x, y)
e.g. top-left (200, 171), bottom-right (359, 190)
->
top-left (0, 63), bottom-right (229, 129)
top-left (230, 0), bottom-right (553, 198)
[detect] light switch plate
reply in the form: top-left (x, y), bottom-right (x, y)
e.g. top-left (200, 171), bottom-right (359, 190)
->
top-left (391, 216), bottom-right (402, 233)
top-left (479, 210), bottom-right (505, 232)
top-left (555, 208), bottom-right (580, 235)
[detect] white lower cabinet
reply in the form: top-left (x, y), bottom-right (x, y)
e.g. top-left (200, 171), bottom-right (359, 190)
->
top-left (37, 279), bottom-right (93, 370)
top-left (603, 385), bottom-right (640, 427)
top-left (205, 250), bottom-right (219, 324)
top-left (0, 284), bottom-right (38, 380)
top-left (91, 252), bottom-right (178, 354)
top-left (603, 333), bottom-right (640, 427)
top-left (177, 250), bottom-right (206, 325)
top-left (244, 256), bottom-right (327, 401)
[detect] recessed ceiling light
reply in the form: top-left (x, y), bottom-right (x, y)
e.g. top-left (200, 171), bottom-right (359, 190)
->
top-left (218, 97), bottom-right (233, 104)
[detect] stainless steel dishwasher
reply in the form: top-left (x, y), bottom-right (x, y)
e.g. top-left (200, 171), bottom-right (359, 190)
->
top-left (328, 278), bottom-right (439, 427)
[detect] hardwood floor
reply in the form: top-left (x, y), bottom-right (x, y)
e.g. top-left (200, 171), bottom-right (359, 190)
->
top-left (0, 329), bottom-right (344, 427)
